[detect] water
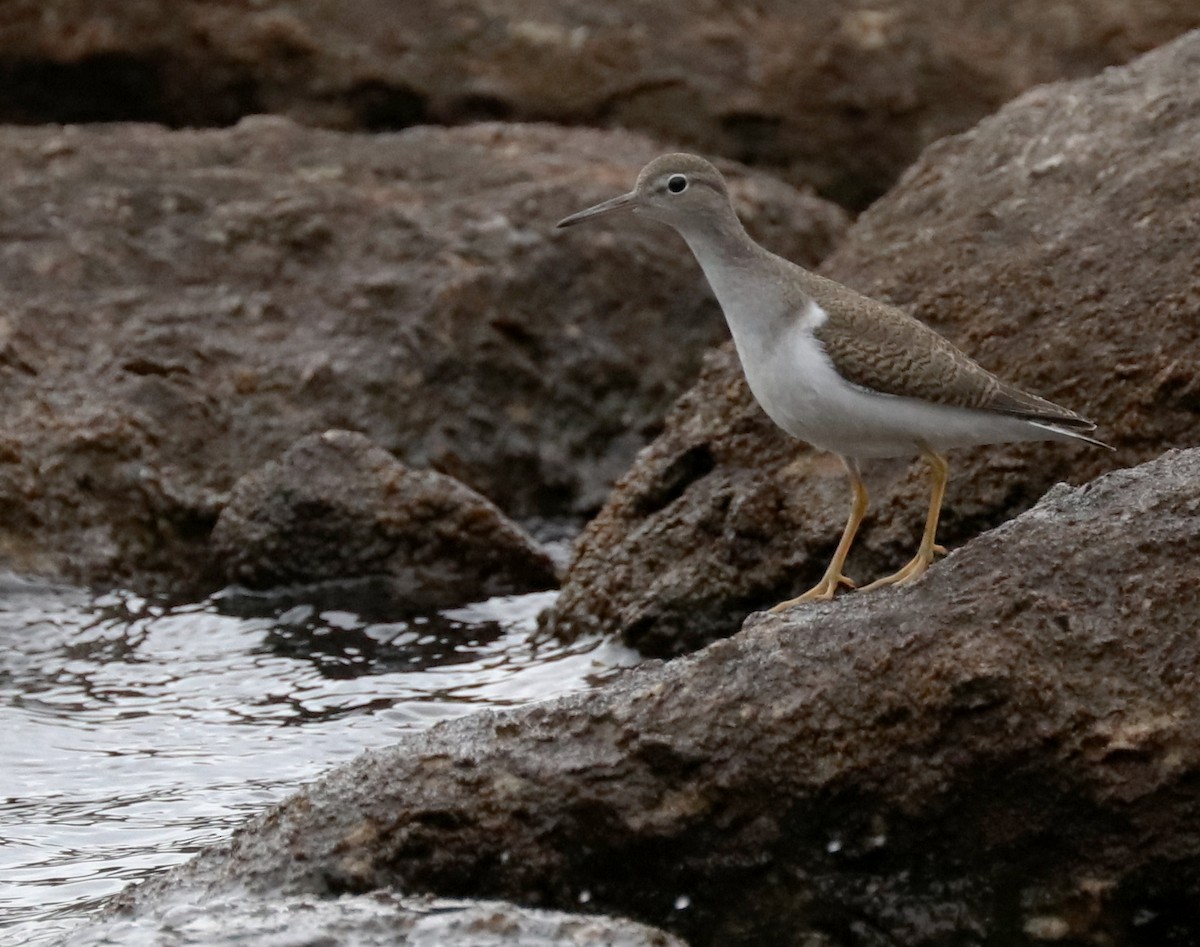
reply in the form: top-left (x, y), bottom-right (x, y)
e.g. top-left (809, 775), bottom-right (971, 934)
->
top-left (0, 575), bottom-right (639, 946)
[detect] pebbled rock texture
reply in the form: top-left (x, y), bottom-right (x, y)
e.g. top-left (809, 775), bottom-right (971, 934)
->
top-left (69, 893), bottom-right (684, 947)
top-left (1, 2), bottom-right (1199, 205)
top-left (543, 30), bottom-right (1200, 656)
top-left (106, 448), bottom-right (1200, 946)
top-left (0, 119), bottom-right (844, 593)
top-left (210, 431), bottom-right (557, 612)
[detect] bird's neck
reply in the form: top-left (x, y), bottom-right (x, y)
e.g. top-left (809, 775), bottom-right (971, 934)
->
top-left (676, 209), bottom-right (758, 299)
top-left (675, 210), bottom-right (800, 358)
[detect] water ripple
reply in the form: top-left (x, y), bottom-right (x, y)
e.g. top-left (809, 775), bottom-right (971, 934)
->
top-left (0, 577), bottom-right (638, 945)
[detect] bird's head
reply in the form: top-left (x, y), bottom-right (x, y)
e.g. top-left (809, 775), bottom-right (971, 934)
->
top-left (556, 153), bottom-right (733, 234)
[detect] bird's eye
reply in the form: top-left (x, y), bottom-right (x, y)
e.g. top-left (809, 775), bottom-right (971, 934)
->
top-left (667, 174), bottom-right (689, 194)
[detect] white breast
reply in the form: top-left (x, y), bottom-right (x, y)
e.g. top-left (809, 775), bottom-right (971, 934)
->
top-left (728, 301), bottom-right (1056, 459)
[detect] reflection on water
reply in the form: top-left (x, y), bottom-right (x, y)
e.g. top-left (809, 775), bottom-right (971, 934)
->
top-left (0, 575), bottom-right (638, 946)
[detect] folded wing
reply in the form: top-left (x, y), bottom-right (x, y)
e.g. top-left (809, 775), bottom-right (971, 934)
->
top-left (807, 277), bottom-right (1097, 432)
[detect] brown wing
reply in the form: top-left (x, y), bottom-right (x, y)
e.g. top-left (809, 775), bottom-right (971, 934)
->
top-left (806, 275), bottom-right (1095, 430)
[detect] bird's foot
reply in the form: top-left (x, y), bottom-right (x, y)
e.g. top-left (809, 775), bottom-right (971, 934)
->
top-left (769, 572), bottom-right (856, 612)
top-left (860, 550), bottom-right (937, 592)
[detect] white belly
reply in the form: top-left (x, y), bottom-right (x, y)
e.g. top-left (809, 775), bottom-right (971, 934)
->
top-left (733, 319), bottom-right (1053, 460)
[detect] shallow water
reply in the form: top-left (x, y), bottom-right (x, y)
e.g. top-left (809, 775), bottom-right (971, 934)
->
top-left (0, 575), bottom-right (638, 946)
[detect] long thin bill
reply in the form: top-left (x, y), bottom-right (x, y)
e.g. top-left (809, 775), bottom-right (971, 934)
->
top-left (555, 191), bottom-right (636, 228)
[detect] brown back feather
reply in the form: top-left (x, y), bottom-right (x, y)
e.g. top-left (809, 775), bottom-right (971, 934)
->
top-left (797, 269), bottom-right (1095, 430)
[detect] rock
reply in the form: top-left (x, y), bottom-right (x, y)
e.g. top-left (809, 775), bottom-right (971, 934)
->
top-left (1, 5), bottom-right (1199, 206)
top-left (543, 30), bottom-right (1200, 656)
top-left (77, 892), bottom-right (684, 947)
top-left (210, 431), bottom-right (556, 612)
top-left (105, 448), bottom-right (1200, 946)
top-left (0, 119), bottom-right (844, 593)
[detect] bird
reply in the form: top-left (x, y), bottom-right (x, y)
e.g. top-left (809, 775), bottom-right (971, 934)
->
top-left (557, 153), bottom-right (1108, 611)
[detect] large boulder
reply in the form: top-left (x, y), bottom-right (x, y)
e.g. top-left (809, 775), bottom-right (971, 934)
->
top-left (105, 447), bottom-right (1200, 946)
top-left (1, 2), bottom-right (1199, 204)
top-left (0, 119), bottom-right (844, 593)
top-left (211, 430), bottom-right (557, 612)
top-left (543, 29), bottom-right (1200, 656)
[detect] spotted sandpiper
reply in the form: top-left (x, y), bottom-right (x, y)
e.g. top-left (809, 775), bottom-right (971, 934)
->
top-left (558, 153), bottom-right (1108, 610)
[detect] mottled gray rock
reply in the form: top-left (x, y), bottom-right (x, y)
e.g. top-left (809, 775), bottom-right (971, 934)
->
top-left (211, 430), bottom-right (556, 612)
top-left (0, 119), bottom-right (844, 593)
top-left (73, 892), bottom-right (683, 947)
top-left (109, 448), bottom-right (1200, 946)
top-left (2, 2), bottom-right (1200, 204)
top-left (544, 30), bottom-right (1200, 655)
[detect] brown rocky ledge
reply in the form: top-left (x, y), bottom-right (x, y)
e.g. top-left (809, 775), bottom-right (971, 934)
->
top-left (2, 2), bottom-right (1200, 205)
top-left (0, 120), bottom-right (844, 594)
top-left (543, 30), bottom-right (1200, 656)
top-left (104, 447), bottom-right (1200, 946)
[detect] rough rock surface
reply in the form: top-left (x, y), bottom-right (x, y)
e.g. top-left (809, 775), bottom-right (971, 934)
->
top-left (70, 893), bottom-right (683, 947)
top-left (0, 119), bottom-right (844, 593)
top-left (544, 30), bottom-right (1200, 656)
top-left (210, 430), bottom-right (556, 612)
top-left (107, 448), bottom-right (1200, 946)
top-left (1, 3), bottom-right (1199, 205)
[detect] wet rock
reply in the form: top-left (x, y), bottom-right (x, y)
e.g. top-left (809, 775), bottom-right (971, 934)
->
top-left (0, 119), bottom-right (844, 593)
top-left (106, 448), bottom-right (1200, 946)
top-left (2, 3), bottom-right (1199, 205)
top-left (544, 30), bottom-right (1200, 655)
top-left (210, 431), bottom-right (556, 612)
top-left (75, 892), bottom-right (683, 947)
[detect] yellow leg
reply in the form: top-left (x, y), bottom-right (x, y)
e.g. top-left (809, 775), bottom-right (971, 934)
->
top-left (771, 457), bottom-right (868, 612)
top-left (861, 450), bottom-right (949, 592)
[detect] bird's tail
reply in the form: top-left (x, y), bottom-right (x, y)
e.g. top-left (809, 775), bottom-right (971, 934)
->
top-left (1026, 420), bottom-right (1114, 451)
